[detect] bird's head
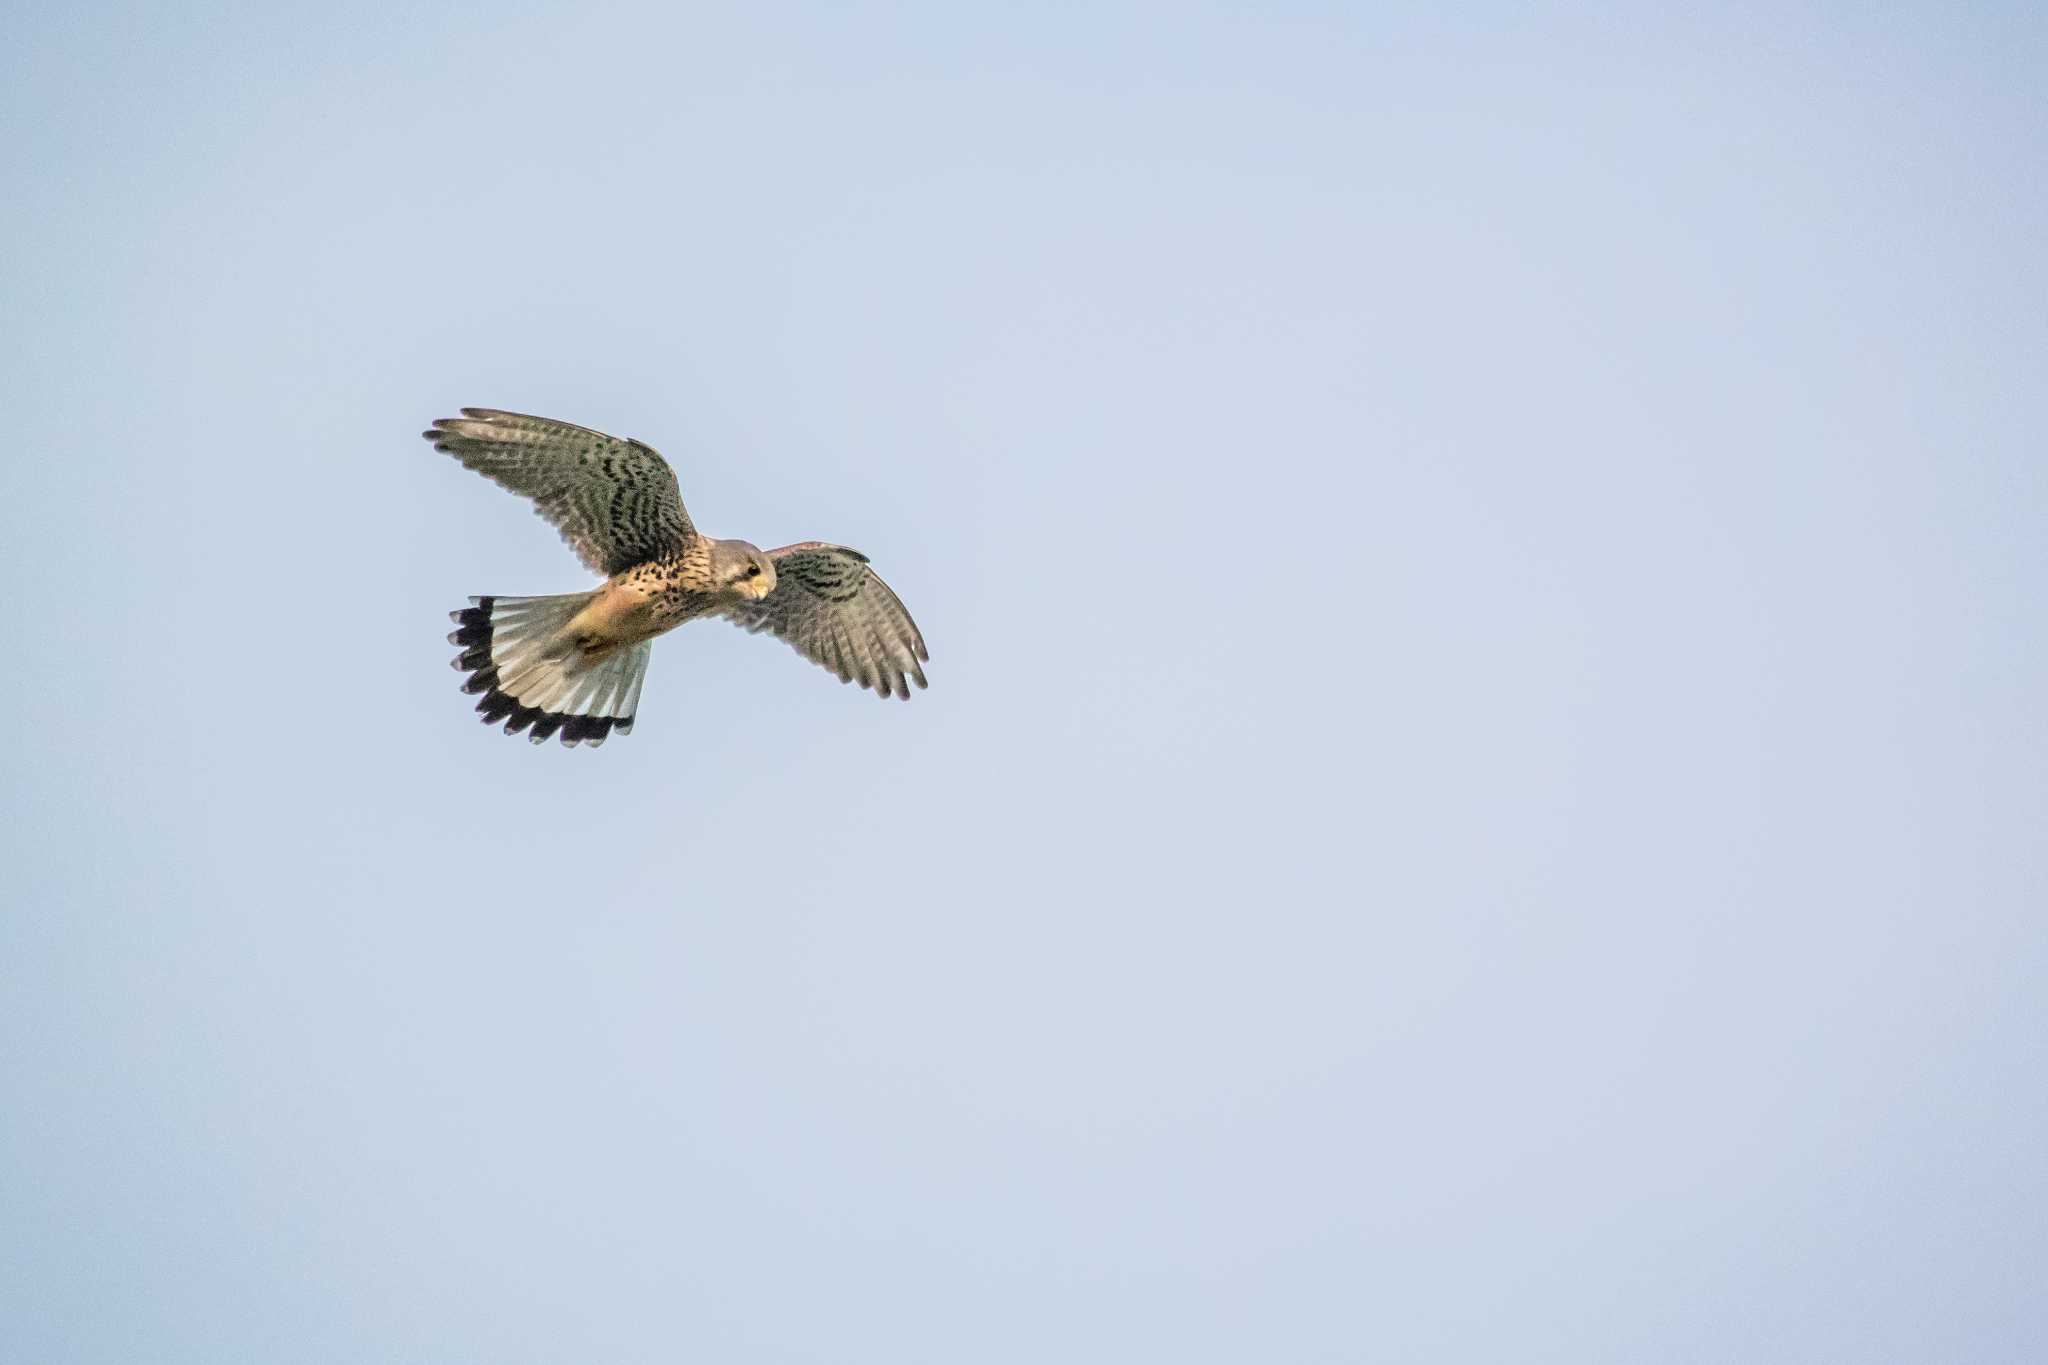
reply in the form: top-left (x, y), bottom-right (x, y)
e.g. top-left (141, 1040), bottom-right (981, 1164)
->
top-left (709, 539), bottom-right (777, 600)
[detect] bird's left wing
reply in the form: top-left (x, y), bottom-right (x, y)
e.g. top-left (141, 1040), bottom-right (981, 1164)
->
top-left (423, 408), bottom-right (695, 574)
top-left (722, 543), bottom-right (929, 699)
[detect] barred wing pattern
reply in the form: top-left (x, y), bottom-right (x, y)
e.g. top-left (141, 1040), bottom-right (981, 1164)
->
top-left (424, 408), bottom-right (695, 574)
top-left (724, 543), bottom-right (930, 699)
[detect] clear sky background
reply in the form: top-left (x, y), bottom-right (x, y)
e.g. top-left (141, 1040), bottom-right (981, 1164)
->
top-left (4, 3), bottom-right (2043, 1361)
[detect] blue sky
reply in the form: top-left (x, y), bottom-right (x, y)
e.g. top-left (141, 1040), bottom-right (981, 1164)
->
top-left (4, 4), bottom-right (2044, 1360)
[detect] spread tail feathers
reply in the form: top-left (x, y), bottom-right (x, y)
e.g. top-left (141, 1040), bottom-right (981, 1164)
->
top-left (447, 594), bottom-right (650, 747)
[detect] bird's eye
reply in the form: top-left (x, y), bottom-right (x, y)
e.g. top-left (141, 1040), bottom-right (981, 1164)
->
top-left (746, 565), bottom-right (761, 578)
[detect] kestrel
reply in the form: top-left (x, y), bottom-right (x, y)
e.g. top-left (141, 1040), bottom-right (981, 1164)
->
top-left (425, 408), bottom-right (929, 746)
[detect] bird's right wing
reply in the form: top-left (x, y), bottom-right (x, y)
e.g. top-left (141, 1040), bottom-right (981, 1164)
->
top-left (423, 408), bottom-right (696, 574)
top-left (722, 543), bottom-right (929, 699)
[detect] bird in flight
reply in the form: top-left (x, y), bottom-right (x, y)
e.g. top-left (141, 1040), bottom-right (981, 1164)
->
top-left (425, 408), bottom-right (929, 746)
